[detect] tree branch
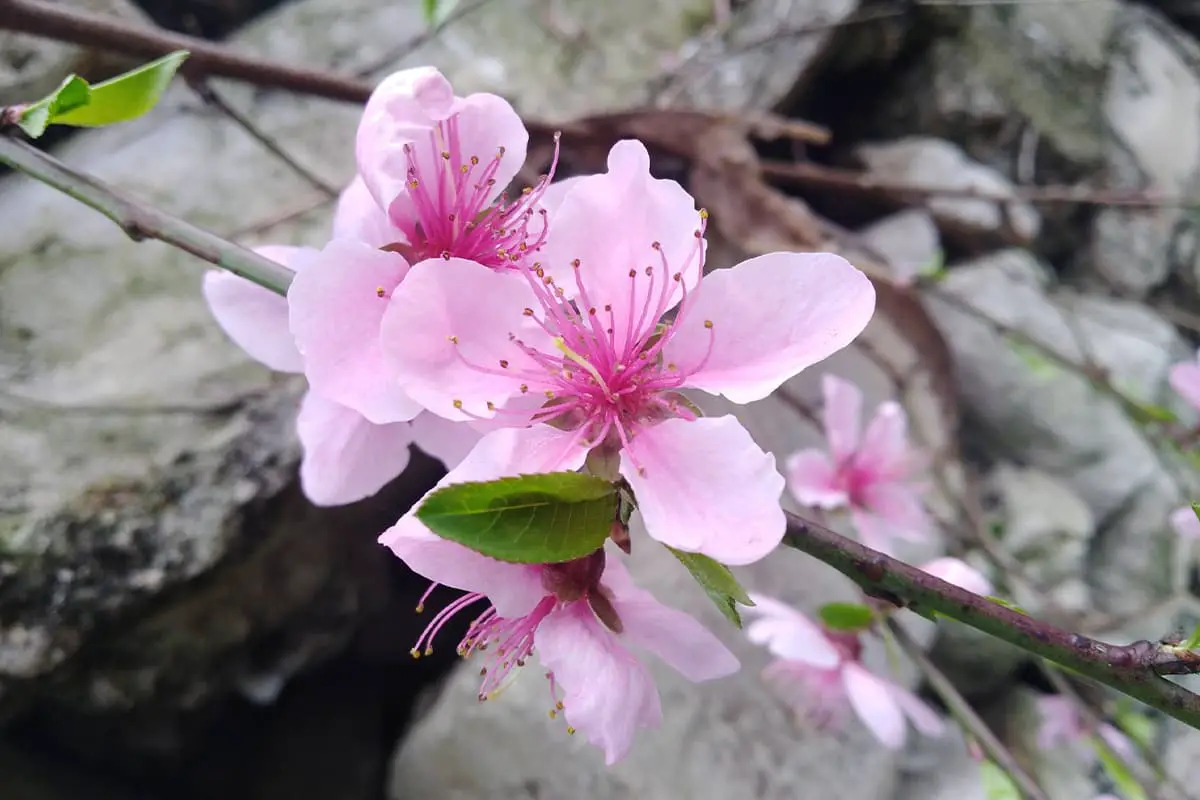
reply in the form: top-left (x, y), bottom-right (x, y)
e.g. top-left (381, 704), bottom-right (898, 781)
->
top-left (0, 133), bottom-right (293, 294)
top-left (782, 511), bottom-right (1200, 730)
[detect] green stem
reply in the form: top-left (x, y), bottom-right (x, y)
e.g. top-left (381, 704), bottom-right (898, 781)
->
top-left (783, 512), bottom-right (1200, 730)
top-left (0, 133), bottom-right (293, 294)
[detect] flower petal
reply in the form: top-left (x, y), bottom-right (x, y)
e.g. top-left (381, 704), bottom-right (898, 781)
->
top-left (620, 415), bottom-right (785, 565)
top-left (535, 140), bottom-right (704, 349)
top-left (407, 412), bottom-right (483, 470)
top-left (380, 256), bottom-right (553, 421)
top-left (1170, 505), bottom-right (1200, 540)
top-left (287, 239), bottom-right (421, 423)
top-left (849, 509), bottom-right (902, 556)
top-left (667, 252), bottom-right (876, 405)
top-left (918, 557), bottom-right (992, 596)
top-left (332, 174), bottom-right (404, 250)
top-left (296, 390), bottom-right (414, 506)
top-left (857, 401), bottom-right (915, 479)
top-left (822, 374), bottom-right (863, 461)
top-left (602, 557), bottom-right (740, 682)
top-left (1170, 360), bottom-right (1200, 412)
top-left (538, 603), bottom-right (663, 765)
top-left (784, 449), bottom-right (848, 509)
top-left (743, 593), bottom-right (840, 668)
top-left (860, 481), bottom-right (932, 541)
top-left (202, 246), bottom-right (313, 373)
top-left (890, 684), bottom-right (945, 738)
top-left (842, 663), bottom-right (908, 749)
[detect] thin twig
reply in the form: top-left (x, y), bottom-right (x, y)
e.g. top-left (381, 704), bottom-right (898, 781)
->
top-left (0, 133), bottom-right (293, 294)
top-left (887, 618), bottom-right (1049, 800)
top-left (352, 0), bottom-right (500, 77)
top-left (782, 511), bottom-right (1200, 729)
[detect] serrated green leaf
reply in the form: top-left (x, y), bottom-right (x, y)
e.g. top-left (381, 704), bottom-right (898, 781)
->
top-left (980, 760), bottom-right (1021, 800)
top-left (415, 472), bottom-right (618, 564)
top-left (1093, 736), bottom-right (1149, 800)
top-left (818, 602), bottom-right (875, 632)
top-left (15, 75), bottom-right (91, 137)
top-left (668, 547), bottom-right (753, 628)
top-left (52, 50), bottom-right (189, 129)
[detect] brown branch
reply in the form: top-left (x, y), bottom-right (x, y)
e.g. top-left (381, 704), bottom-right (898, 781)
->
top-left (783, 511), bottom-right (1200, 730)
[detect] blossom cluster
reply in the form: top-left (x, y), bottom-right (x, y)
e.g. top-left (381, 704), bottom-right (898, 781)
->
top-left (202, 66), bottom-right (994, 763)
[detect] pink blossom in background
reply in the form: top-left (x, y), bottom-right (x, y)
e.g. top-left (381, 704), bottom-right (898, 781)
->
top-left (919, 557), bottom-right (993, 596)
top-left (785, 373), bottom-right (931, 554)
top-left (744, 593), bottom-right (944, 749)
top-left (381, 429), bottom-right (738, 764)
top-left (1036, 694), bottom-right (1133, 761)
top-left (203, 245), bottom-right (481, 507)
top-left (381, 139), bottom-right (876, 566)
top-left (1169, 348), bottom-right (1200, 412)
top-left (1170, 505), bottom-right (1200, 541)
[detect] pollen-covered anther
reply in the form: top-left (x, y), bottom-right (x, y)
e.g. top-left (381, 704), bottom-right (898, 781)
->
top-left (673, 272), bottom-right (682, 282)
top-left (566, 727), bottom-right (577, 736)
top-left (440, 250), bottom-right (452, 260)
top-left (486, 401), bottom-right (496, 411)
top-left (499, 359), bottom-right (509, 368)
top-left (447, 335), bottom-right (459, 344)
top-left (545, 390), bottom-right (556, 399)
top-left (699, 208), bottom-right (709, 219)
top-left (628, 269), bottom-right (637, 278)
top-left (441, 150), bottom-right (451, 159)
top-left (523, 307), bottom-right (535, 316)
top-left (415, 602), bottom-right (425, 613)
top-left (453, 399), bottom-right (464, 409)
top-left (548, 709), bottom-right (557, 720)
top-left (520, 384), bottom-right (529, 393)
top-left (588, 307), bottom-right (597, 315)
top-left (471, 155), bottom-right (481, 166)
top-left (376, 286), bottom-right (386, 297)
top-left (410, 648), bottom-right (420, 659)
top-left (704, 320), bottom-right (714, 329)
top-left (645, 266), bottom-right (653, 276)
top-left (651, 241), bottom-right (662, 250)
top-left (571, 258), bottom-right (581, 268)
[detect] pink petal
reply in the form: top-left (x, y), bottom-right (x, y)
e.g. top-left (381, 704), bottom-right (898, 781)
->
top-left (460, 424), bottom-right (591, 477)
top-left (849, 509), bottom-right (902, 556)
top-left (666, 252), bottom-right (876, 405)
top-left (202, 246), bottom-right (314, 373)
top-left (918, 557), bottom-right (992, 596)
top-left (379, 256), bottom-right (553, 421)
top-left (858, 401), bottom-right (914, 479)
top-left (1036, 694), bottom-right (1080, 748)
top-left (287, 239), bottom-right (421, 424)
top-left (534, 140), bottom-right (704, 346)
top-left (537, 603), bottom-right (663, 765)
top-left (407, 412), bottom-right (483, 470)
top-left (743, 593), bottom-right (841, 668)
top-left (331, 174), bottom-right (404, 250)
top-left (1170, 360), bottom-right (1200, 412)
top-left (860, 481), bottom-right (932, 541)
top-left (890, 684), bottom-right (946, 738)
top-left (620, 416), bottom-right (786, 566)
top-left (602, 558), bottom-right (740, 682)
top-left (784, 449), bottom-right (848, 509)
top-left (296, 390), bottom-right (414, 506)
top-left (822, 374), bottom-right (863, 461)
top-left (1170, 505), bottom-right (1200, 540)
top-left (842, 662), bottom-right (908, 749)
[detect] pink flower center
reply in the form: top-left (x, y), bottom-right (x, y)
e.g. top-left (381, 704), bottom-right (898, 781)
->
top-left (452, 212), bottom-right (718, 471)
top-left (399, 119), bottom-right (560, 269)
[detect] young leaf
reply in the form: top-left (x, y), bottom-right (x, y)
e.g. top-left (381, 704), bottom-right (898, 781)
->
top-left (1093, 736), bottom-right (1149, 800)
top-left (668, 547), bottom-right (753, 628)
top-left (979, 760), bottom-right (1021, 800)
top-left (1183, 620), bottom-right (1200, 652)
top-left (15, 75), bottom-right (91, 138)
top-left (986, 596), bottom-right (1030, 616)
top-left (1126, 400), bottom-right (1178, 426)
top-left (415, 472), bottom-right (618, 564)
top-left (1113, 703), bottom-right (1156, 752)
top-left (818, 602), bottom-right (874, 632)
top-left (52, 51), bottom-right (190, 129)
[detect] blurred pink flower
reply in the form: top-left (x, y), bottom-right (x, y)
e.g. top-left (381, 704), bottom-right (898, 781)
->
top-left (919, 557), bottom-right (993, 596)
top-left (1036, 694), bottom-right (1133, 761)
top-left (1170, 348), bottom-right (1200, 412)
top-left (786, 374), bottom-right (932, 553)
top-left (382, 430), bottom-right (739, 765)
top-left (1170, 505), bottom-right (1200, 541)
top-left (745, 593), bottom-right (944, 749)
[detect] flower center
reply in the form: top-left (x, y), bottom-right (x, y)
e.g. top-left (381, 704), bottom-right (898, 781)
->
top-left (400, 121), bottom-right (561, 269)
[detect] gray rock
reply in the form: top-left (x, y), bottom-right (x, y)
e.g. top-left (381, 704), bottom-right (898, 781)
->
top-left (921, 249), bottom-right (1191, 617)
top-left (857, 209), bottom-right (942, 285)
top-left (854, 138), bottom-right (1041, 246)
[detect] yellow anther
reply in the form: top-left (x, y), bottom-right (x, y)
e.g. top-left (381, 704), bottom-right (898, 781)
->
top-left (410, 648), bottom-right (421, 659)
top-left (447, 335), bottom-right (459, 344)
top-left (566, 727), bottom-right (576, 735)
top-left (699, 208), bottom-right (709, 219)
top-left (523, 307), bottom-right (535, 316)
top-left (549, 710), bottom-right (557, 720)
top-left (555, 701), bottom-right (564, 710)
top-left (572, 258), bottom-right (581, 268)
top-left (520, 384), bottom-right (529, 393)
top-left (499, 359), bottom-right (509, 368)
top-left (415, 603), bottom-right (425, 613)
top-left (704, 320), bottom-right (714, 329)
top-left (376, 286), bottom-right (386, 297)
top-left (441, 151), bottom-right (451, 160)
top-left (453, 399), bottom-right (464, 409)
top-left (545, 390), bottom-right (556, 399)
top-left (486, 401), bottom-right (496, 411)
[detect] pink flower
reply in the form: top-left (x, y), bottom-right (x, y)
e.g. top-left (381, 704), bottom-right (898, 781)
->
top-left (744, 594), bottom-right (944, 748)
top-left (1170, 349), bottom-right (1200, 412)
top-left (203, 243), bottom-right (480, 506)
top-left (785, 374), bottom-right (931, 553)
top-left (380, 140), bottom-right (876, 565)
top-left (381, 431), bottom-right (739, 764)
top-left (1036, 694), bottom-right (1132, 760)
top-left (919, 557), bottom-right (993, 596)
top-left (1170, 505), bottom-right (1200, 540)
top-left (286, 67), bottom-right (577, 428)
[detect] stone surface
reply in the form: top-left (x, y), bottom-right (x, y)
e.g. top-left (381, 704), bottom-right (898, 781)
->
top-left (854, 137), bottom-right (1041, 247)
top-left (921, 249), bottom-right (1193, 619)
top-left (857, 209), bottom-right (942, 285)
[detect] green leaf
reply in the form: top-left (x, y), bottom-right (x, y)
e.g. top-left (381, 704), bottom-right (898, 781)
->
top-left (817, 602), bottom-right (875, 632)
top-left (979, 760), bottom-right (1021, 800)
top-left (414, 472), bottom-right (618, 564)
top-left (986, 596), bottom-right (1030, 616)
top-left (669, 547), bottom-right (753, 628)
top-left (15, 75), bottom-right (91, 137)
top-left (53, 50), bottom-right (189, 129)
top-left (421, 0), bottom-right (459, 25)
top-left (1093, 736), bottom-right (1149, 800)
top-left (1183, 620), bottom-right (1200, 652)
top-left (1113, 703), bottom-right (1156, 752)
top-left (1126, 400), bottom-right (1178, 426)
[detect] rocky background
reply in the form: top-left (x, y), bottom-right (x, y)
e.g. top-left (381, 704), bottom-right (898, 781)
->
top-left (4, 0), bottom-right (1200, 797)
